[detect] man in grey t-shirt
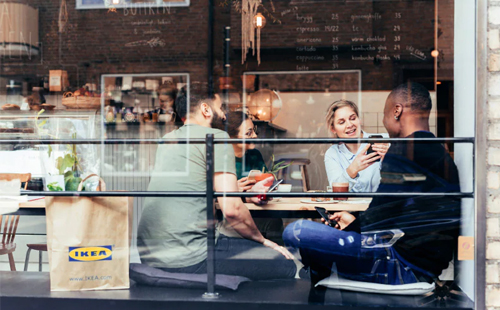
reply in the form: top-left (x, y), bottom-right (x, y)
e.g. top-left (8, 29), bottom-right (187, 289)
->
top-left (137, 92), bottom-right (296, 280)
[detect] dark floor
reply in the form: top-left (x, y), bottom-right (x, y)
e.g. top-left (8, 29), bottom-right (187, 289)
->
top-left (0, 272), bottom-right (473, 310)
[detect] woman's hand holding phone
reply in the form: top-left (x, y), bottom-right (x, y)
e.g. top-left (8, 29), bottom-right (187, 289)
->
top-left (367, 135), bottom-right (390, 161)
top-left (346, 144), bottom-right (381, 178)
top-left (237, 177), bottom-right (256, 192)
top-left (247, 176), bottom-right (275, 205)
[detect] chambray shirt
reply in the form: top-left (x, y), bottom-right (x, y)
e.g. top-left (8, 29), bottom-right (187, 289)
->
top-left (324, 132), bottom-right (389, 193)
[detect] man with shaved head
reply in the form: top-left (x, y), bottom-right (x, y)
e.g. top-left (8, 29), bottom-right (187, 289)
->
top-left (283, 82), bottom-right (461, 286)
top-left (383, 82), bottom-right (432, 139)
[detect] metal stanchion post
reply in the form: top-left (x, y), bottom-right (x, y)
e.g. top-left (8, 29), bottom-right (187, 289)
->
top-left (203, 134), bottom-right (219, 299)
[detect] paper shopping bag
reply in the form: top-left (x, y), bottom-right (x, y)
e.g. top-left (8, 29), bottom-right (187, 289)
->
top-left (45, 175), bottom-right (133, 291)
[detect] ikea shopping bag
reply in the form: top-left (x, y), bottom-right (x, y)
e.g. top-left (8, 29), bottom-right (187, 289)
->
top-left (45, 175), bottom-right (133, 291)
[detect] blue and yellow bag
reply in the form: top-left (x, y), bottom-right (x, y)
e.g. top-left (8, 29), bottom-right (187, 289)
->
top-left (45, 175), bottom-right (133, 291)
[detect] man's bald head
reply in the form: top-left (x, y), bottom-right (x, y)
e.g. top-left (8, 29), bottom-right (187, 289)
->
top-left (387, 82), bottom-right (432, 113)
top-left (383, 82), bottom-right (432, 138)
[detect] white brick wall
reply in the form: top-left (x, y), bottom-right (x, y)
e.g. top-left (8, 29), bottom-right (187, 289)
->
top-left (489, 98), bottom-right (500, 119)
top-left (487, 1), bottom-right (500, 307)
top-left (491, 53), bottom-right (500, 72)
top-left (490, 29), bottom-right (500, 50)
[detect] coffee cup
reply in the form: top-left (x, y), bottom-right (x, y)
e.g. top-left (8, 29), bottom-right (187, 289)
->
top-left (331, 182), bottom-right (349, 200)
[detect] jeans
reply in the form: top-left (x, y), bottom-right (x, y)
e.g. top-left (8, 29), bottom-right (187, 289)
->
top-left (160, 234), bottom-right (297, 281)
top-left (283, 220), bottom-right (430, 285)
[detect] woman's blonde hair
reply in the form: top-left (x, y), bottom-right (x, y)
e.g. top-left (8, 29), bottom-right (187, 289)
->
top-left (325, 100), bottom-right (360, 132)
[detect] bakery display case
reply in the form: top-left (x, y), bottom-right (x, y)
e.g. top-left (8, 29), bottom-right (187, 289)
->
top-left (0, 109), bottom-right (100, 140)
top-left (0, 110), bottom-right (101, 175)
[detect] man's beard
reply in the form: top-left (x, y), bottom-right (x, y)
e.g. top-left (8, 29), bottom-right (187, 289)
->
top-left (211, 113), bottom-right (227, 131)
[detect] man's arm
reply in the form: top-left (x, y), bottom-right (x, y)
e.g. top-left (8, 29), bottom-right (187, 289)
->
top-left (214, 172), bottom-right (265, 244)
top-left (214, 172), bottom-right (294, 259)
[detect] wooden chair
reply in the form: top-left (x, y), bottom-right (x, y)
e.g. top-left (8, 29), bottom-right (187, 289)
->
top-left (0, 173), bottom-right (30, 271)
top-left (0, 173), bottom-right (47, 271)
top-left (275, 158), bottom-right (311, 192)
top-left (0, 215), bottom-right (20, 271)
top-left (0, 173), bottom-right (31, 190)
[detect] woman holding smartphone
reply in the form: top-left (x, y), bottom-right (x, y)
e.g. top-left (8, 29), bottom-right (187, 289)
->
top-left (225, 111), bottom-right (268, 191)
top-left (324, 100), bottom-right (390, 192)
top-left (224, 111), bottom-right (283, 242)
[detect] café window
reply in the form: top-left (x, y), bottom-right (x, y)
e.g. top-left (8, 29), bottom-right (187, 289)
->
top-left (0, 0), bottom-right (478, 309)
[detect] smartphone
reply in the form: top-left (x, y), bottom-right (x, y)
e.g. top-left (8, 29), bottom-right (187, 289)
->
top-left (367, 135), bottom-right (384, 162)
top-left (315, 207), bottom-right (338, 228)
top-left (257, 179), bottom-right (283, 201)
top-left (247, 170), bottom-right (262, 181)
top-left (267, 179), bottom-right (284, 193)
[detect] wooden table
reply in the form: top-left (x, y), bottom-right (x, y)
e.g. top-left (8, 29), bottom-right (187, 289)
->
top-left (17, 197), bottom-right (371, 218)
top-left (243, 198), bottom-right (370, 218)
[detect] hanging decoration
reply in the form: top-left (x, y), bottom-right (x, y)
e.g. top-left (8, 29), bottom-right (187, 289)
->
top-left (58, 0), bottom-right (68, 33)
top-left (241, 0), bottom-right (262, 65)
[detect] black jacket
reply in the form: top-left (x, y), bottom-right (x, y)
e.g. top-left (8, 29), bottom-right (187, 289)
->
top-left (346, 131), bottom-right (461, 277)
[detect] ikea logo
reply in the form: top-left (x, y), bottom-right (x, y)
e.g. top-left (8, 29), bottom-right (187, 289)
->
top-left (69, 246), bottom-right (112, 262)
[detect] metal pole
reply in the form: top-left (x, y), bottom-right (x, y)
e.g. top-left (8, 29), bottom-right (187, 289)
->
top-left (223, 26), bottom-right (231, 107)
top-left (203, 134), bottom-right (218, 299)
top-left (208, 0), bottom-right (214, 96)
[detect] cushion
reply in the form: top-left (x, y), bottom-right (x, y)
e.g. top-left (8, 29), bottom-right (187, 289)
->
top-left (129, 263), bottom-right (250, 291)
top-left (316, 275), bottom-right (435, 295)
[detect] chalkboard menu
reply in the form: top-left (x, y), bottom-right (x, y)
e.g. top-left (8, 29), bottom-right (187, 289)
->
top-left (229, 0), bottom-right (451, 90)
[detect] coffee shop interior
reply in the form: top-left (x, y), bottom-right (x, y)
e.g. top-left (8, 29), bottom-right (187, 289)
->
top-left (0, 0), bottom-right (477, 309)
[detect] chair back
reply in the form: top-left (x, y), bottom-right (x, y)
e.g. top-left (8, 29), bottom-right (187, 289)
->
top-left (0, 173), bottom-right (32, 190)
top-left (274, 158), bottom-right (311, 191)
top-left (0, 215), bottom-right (20, 245)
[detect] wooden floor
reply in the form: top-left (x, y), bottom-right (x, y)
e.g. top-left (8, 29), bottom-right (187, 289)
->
top-left (0, 272), bottom-right (473, 310)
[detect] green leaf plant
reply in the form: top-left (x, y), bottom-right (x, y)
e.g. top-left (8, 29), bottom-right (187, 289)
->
top-left (265, 154), bottom-right (293, 179)
top-left (37, 111), bottom-right (83, 191)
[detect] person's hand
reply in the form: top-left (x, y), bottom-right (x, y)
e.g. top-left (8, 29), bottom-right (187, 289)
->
top-left (247, 176), bottom-right (274, 205)
top-left (263, 239), bottom-right (295, 260)
top-left (370, 143), bottom-right (390, 161)
top-left (249, 176), bottom-right (274, 192)
top-left (237, 177), bottom-right (256, 192)
top-left (321, 211), bottom-right (356, 230)
top-left (346, 144), bottom-right (381, 178)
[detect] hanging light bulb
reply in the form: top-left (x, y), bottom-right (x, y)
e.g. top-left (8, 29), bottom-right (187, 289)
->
top-left (112, 0), bottom-right (120, 4)
top-left (250, 13), bottom-right (266, 65)
top-left (253, 13), bottom-right (266, 29)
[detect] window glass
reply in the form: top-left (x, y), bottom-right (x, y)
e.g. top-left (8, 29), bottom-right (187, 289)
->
top-left (0, 0), bottom-right (475, 308)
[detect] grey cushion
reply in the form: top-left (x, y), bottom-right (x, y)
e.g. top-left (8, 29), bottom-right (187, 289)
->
top-left (129, 263), bottom-right (250, 291)
top-left (316, 274), bottom-right (435, 295)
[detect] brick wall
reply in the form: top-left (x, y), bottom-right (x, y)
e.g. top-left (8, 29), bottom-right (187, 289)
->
top-left (1, 0), bottom-right (210, 88)
top-left (487, 0), bottom-right (500, 308)
top-left (0, 0), bottom-right (454, 93)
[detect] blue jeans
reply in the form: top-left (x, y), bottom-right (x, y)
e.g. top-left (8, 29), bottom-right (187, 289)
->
top-left (283, 220), bottom-right (427, 285)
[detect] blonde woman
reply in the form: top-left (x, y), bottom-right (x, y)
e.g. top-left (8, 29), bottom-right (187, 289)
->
top-left (324, 100), bottom-right (389, 192)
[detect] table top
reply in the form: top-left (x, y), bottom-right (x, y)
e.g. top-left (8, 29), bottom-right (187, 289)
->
top-left (244, 198), bottom-right (370, 212)
top-left (19, 197), bottom-right (370, 212)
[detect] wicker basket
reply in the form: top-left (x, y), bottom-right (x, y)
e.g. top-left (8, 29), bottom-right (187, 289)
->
top-left (61, 92), bottom-right (101, 109)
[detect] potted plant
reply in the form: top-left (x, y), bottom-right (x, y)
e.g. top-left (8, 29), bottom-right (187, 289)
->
top-left (254, 155), bottom-right (292, 186)
top-left (37, 110), bottom-right (83, 191)
top-left (54, 132), bottom-right (83, 191)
